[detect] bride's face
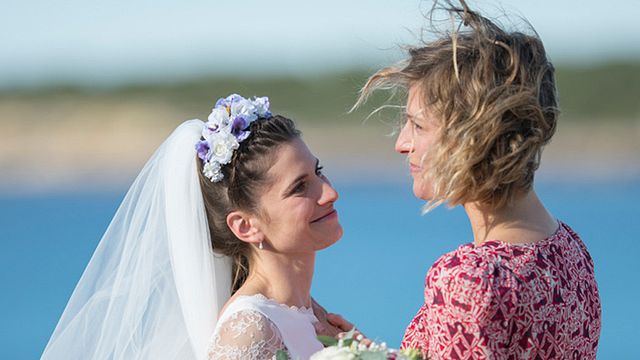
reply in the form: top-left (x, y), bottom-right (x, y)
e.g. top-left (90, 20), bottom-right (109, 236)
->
top-left (255, 137), bottom-right (343, 253)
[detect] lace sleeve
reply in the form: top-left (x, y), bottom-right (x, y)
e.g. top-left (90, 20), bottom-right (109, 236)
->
top-left (207, 309), bottom-right (288, 360)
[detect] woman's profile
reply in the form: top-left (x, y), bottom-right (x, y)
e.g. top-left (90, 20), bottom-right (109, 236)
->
top-left (343, 1), bottom-right (602, 358)
top-left (41, 94), bottom-right (342, 360)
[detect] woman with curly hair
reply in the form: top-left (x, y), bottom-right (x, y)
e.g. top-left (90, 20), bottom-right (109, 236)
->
top-left (343, 1), bottom-right (602, 358)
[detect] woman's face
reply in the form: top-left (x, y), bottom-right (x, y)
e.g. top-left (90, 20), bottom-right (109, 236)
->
top-left (256, 137), bottom-right (343, 253)
top-left (395, 85), bottom-right (440, 200)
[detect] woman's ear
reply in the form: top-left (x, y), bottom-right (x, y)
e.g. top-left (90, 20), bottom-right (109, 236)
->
top-left (226, 210), bottom-right (264, 245)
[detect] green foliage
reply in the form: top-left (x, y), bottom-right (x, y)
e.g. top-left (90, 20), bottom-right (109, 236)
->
top-left (554, 62), bottom-right (640, 121)
top-left (2, 62), bottom-right (637, 124)
top-left (276, 349), bottom-right (290, 360)
top-left (400, 348), bottom-right (428, 360)
top-left (317, 335), bottom-right (339, 347)
top-left (359, 351), bottom-right (388, 360)
top-left (0, 71), bottom-right (389, 126)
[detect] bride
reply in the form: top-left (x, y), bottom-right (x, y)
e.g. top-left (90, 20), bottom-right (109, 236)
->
top-left (41, 94), bottom-right (343, 360)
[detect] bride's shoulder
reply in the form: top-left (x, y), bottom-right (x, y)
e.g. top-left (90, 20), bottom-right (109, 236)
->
top-left (209, 307), bottom-right (286, 360)
top-left (215, 293), bottom-right (273, 330)
top-left (215, 307), bottom-right (280, 337)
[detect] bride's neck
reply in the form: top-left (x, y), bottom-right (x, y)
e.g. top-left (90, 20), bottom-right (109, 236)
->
top-left (243, 252), bottom-right (315, 309)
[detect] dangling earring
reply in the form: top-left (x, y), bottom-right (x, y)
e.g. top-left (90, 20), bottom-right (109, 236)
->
top-left (259, 241), bottom-right (264, 250)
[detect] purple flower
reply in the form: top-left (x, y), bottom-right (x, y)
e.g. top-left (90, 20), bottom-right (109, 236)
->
top-left (231, 116), bottom-right (249, 137)
top-left (195, 140), bottom-right (210, 160)
top-left (214, 97), bottom-right (228, 108)
top-left (216, 94), bottom-right (244, 109)
top-left (235, 130), bottom-right (251, 142)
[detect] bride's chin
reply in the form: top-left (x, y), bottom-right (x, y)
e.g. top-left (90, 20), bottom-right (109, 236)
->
top-left (316, 226), bottom-right (343, 250)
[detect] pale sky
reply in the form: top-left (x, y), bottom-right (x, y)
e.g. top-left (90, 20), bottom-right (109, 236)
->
top-left (2, 0), bottom-right (639, 88)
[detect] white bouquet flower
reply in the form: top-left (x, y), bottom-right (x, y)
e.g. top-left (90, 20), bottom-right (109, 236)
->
top-left (276, 329), bottom-right (426, 360)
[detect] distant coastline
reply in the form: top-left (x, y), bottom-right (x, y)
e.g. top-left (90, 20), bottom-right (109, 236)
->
top-left (1, 67), bottom-right (638, 193)
top-left (1, 114), bottom-right (638, 194)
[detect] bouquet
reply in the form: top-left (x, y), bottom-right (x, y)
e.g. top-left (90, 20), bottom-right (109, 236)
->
top-left (276, 329), bottom-right (426, 360)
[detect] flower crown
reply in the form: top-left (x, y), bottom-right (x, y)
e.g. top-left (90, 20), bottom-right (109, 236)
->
top-left (196, 94), bottom-right (272, 182)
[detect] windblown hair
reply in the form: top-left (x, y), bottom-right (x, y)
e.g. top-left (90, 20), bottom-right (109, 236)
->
top-left (197, 115), bottom-right (300, 293)
top-left (356, 0), bottom-right (558, 210)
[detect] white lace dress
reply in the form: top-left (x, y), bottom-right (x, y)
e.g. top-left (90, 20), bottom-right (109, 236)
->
top-left (207, 294), bottom-right (324, 360)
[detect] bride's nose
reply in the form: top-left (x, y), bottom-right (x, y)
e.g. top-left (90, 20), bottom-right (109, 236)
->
top-left (318, 179), bottom-right (338, 205)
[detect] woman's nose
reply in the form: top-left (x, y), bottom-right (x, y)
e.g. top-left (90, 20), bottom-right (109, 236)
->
top-left (395, 121), bottom-right (413, 154)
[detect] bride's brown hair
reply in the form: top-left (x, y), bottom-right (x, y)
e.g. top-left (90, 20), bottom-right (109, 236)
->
top-left (197, 115), bottom-right (300, 293)
top-left (355, 0), bottom-right (558, 210)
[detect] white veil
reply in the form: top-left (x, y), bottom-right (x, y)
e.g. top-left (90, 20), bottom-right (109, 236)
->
top-left (41, 120), bottom-right (232, 360)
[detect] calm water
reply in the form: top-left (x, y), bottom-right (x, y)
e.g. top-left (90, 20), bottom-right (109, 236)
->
top-left (1, 180), bottom-right (637, 359)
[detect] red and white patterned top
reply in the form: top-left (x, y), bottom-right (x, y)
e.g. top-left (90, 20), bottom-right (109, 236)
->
top-left (401, 222), bottom-right (601, 359)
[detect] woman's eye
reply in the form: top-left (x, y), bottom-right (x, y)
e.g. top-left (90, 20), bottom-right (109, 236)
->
top-left (315, 165), bottom-right (324, 176)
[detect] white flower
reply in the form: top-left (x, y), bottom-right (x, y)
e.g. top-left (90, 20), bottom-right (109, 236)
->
top-left (209, 130), bottom-right (239, 165)
top-left (199, 94), bottom-right (273, 182)
top-left (310, 346), bottom-right (356, 360)
top-left (253, 96), bottom-right (270, 117)
top-left (202, 161), bottom-right (222, 182)
top-left (207, 107), bottom-right (231, 131)
top-left (230, 98), bottom-right (258, 122)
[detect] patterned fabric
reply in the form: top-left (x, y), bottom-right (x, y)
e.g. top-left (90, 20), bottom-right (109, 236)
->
top-left (208, 309), bottom-right (288, 360)
top-left (401, 222), bottom-right (601, 359)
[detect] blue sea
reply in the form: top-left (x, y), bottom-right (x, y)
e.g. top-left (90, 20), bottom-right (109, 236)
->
top-left (1, 179), bottom-right (638, 359)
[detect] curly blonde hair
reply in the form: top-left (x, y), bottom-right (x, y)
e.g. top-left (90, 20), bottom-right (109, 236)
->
top-left (356, 0), bottom-right (558, 210)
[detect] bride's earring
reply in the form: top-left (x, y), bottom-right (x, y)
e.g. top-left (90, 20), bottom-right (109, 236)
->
top-left (259, 241), bottom-right (264, 250)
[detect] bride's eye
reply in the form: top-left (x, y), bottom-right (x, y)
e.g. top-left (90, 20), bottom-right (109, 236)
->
top-left (292, 181), bottom-right (307, 194)
top-left (315, 165), bottom-right (324, 177)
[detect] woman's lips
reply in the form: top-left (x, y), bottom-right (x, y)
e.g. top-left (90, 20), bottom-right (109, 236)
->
top-left (311, 209), bottom-right (338, 223)
top-left (409, 163), bottom-right (422, 173)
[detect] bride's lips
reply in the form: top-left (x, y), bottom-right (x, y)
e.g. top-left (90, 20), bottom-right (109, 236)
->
top-left (311, 209), bottom-right (338, 223)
